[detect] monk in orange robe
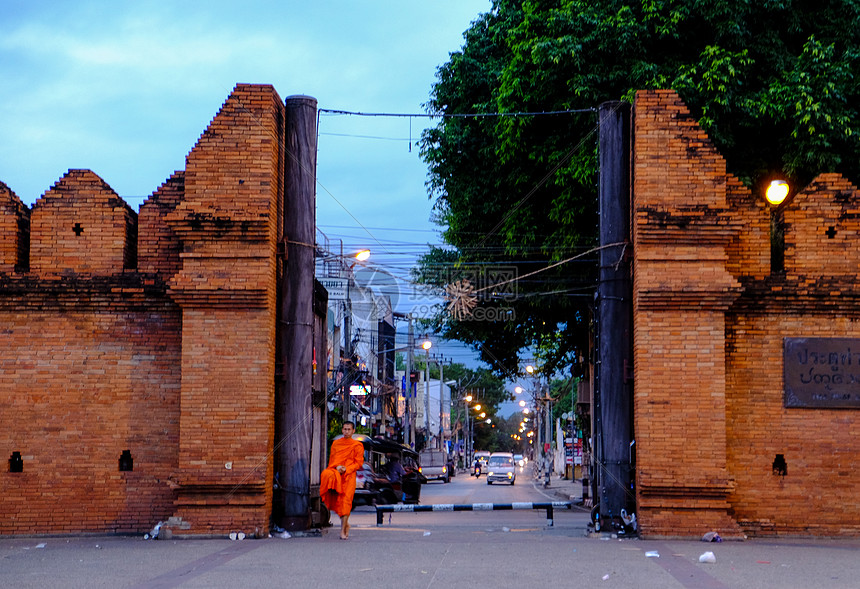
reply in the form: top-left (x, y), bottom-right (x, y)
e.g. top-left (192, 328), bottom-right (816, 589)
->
top-left (320, 421), bottom-right (365, 539)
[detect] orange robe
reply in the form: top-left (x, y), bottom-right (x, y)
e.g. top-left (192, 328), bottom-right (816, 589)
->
top-left (320, 436), bottom-right (365, 517)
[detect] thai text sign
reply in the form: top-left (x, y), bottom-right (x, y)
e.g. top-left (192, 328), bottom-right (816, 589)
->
top-left (784, 338), bottom-right (860, 408)
top-left (319, 278), bottom-right (348, 301)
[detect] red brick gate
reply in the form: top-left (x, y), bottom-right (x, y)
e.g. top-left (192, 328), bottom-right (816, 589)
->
top-left (631, 90), bottom-right (860, 538)
top-left (0, 84), bottom-right (324, 537)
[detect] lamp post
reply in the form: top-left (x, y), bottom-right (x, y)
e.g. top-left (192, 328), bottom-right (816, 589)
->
top-left (462, 393), bottom-right (473, 468)
top-left (315, 245), bottom-right (376, 427)
top-left (525, 363), bottom-right (553, 485)
top-left (766, 178), bottom-right (790, 274)
top-left (421, 340), bottom-right (432, 449)
top-left (374, 335), bottom-right (436, 450)
top-left (438, 359), bottom-right (444, 449)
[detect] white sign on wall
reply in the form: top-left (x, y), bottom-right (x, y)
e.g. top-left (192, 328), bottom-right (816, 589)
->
top-left (319, 278), bottom-right (348, 300)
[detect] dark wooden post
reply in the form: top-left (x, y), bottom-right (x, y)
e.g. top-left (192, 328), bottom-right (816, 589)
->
top-left (597, 101), bottom-right (633, 521)
top-left (279, 95), bottom-right (318, 530)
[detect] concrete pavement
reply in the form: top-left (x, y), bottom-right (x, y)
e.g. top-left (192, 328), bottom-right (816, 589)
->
top-left (2, 513), bottom-right (859, 589)
top-left (2, 473), bottom-right (858, 588)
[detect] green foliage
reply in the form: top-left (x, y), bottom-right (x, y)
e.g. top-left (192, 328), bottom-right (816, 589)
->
top-left (549, 376), bottom-right (577, 420)
top-left (418, 0), bottom-right (860, 375)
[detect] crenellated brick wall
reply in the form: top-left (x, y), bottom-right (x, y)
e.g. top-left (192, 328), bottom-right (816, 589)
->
top-left (1, 84), bottom-right (295, 537)
top-left (30, 169), bottom-right (137, 276)
top-left (633, 90), bottom-right (860, 538)
top-left (0, 182), bottom-right (30, 273)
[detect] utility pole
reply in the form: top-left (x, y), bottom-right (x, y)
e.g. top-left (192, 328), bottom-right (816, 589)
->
top-left (278, 95), bottom-right (317, 531)
top-left (424, 346), bottom-right (431, 448)
top-left (342, 299), bottom-right (351, 423)
top-left (406, 318), bottom-right (414, 448)
top-left (438, 359), bottom-right (444, 450)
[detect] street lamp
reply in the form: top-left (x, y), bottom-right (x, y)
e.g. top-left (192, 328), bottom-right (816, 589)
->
top-left (421, 339), bottom-right (432, 449)
top-left (460, 393), bottom-right (474, 467)
top-left (765, 179), bottom-right (789, 206)
top-left (765, 178), bottom-right (790, 273)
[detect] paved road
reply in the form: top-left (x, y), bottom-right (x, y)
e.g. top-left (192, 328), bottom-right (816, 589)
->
top-left (2, 472), bottom-right (858, 588)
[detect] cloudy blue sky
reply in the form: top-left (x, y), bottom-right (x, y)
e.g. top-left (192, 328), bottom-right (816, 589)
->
top-left (1, 0), bottom-right (508, 370)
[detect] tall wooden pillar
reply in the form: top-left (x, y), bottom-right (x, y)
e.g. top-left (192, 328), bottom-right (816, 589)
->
top-left (278, 95), bottom-right (318, 530)
top-left (596, 101), bottom-right (633, 520)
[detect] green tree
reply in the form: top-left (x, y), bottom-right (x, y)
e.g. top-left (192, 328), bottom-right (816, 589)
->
top-left (418, 0), bottom-right (860, 375)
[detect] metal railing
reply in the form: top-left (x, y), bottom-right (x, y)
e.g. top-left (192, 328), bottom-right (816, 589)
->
top-left (374, 501), bottom-right (571, 526)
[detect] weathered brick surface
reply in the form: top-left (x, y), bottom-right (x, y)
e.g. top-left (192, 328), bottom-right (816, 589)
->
top-left (1, 84), bottom-right (287, 537)
top-left (633, 89), bottom-right (860, 538)
top-left (0, 302), bottom-right (181, 535)
top-left (138, 172), bottom-right (183, 278)
top-left (30, 169), bottom-right (137, 276)
top-left (0, 181), bottom-right (29, 273)
top-left (165, 84), bottom-right (282, 535)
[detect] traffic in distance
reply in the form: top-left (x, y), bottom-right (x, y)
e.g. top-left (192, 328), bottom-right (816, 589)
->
top-left (349, 436), bottom-right (541, 510)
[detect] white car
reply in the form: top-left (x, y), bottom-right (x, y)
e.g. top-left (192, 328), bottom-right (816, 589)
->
top-left (486, 452), bottom-right (516, 485)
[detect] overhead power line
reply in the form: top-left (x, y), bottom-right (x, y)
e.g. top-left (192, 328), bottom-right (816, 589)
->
top-left (319, 107), bottom-right (595, 118)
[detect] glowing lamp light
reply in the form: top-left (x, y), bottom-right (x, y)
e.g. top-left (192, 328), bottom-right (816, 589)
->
top-left (473, 404), bottom-right (481, 411)
top-left (514, 386), bottom-right (523, 394)
top-left (421, 340), bottom-right (432, 350)
top-left (354, 249), bottom-right (371, 261)
top-left (766, 180), bottom-right (789, 206)
top-left (464, 395), bottom-right (473, 402)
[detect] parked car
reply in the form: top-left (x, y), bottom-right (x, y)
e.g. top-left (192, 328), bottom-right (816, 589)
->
top-left (513, 454), bottom-right (525, 468)
top-left (486, 452), bottom-right (516, 485)
top-left (418, 448), bottom-right (450, 483)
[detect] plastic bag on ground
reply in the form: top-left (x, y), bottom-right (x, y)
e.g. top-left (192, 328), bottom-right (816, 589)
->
top-left (699, 551), bottom-right (716, 563)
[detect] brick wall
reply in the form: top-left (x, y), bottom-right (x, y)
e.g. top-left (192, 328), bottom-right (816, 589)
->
top-left (725, 173), bottom-right (860, 536)
top-left (0, 181), bottom-right (30, 273)
top-left (166, 84), bottom-right (282, 535)
top-left (138, 171), bottom-right (184, 278)
top-left (0, 295), bottom-right (181, 535)
top-left (633, 89), bottom-right (860, 538)
top-left (1, 84), bottom-right (291, 537)
top-left (30, 169), bottom-right (137, 276)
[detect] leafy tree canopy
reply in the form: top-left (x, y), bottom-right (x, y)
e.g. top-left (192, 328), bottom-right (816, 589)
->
top-left (417, 0), bottom-right (860, 376)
